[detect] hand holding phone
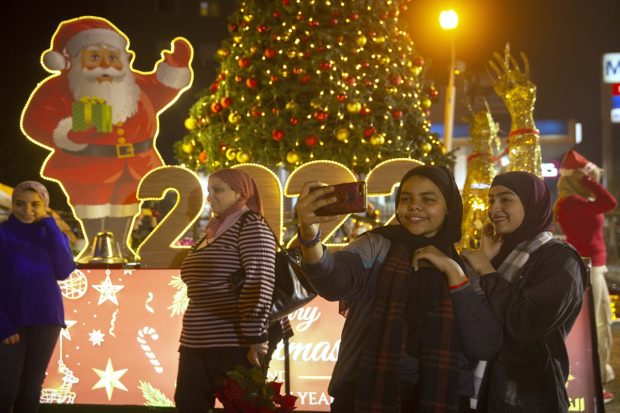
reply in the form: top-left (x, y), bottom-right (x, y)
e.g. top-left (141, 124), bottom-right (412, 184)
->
top-left (310, 181), bottom-right (367, 216)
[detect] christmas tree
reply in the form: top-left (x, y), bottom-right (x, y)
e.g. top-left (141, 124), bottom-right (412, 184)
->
top-left (175, 0), bottom-right (452, 173)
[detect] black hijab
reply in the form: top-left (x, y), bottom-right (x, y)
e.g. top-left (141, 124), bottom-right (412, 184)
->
top-left (373, 165), bottom-right (463, 258)
top-left (490, 171), bottom-right (554, 267)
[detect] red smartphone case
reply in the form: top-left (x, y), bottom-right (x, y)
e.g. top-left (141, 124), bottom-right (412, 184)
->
top-left (313, 182), bottom-right (367, 216)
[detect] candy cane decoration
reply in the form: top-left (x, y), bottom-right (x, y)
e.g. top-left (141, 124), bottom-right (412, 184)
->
top-left (137, 326), bottom-right (164, 374)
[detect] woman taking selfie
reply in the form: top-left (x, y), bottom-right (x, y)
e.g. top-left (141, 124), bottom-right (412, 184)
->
top-left (461, 171), bottom-right (586, 413)
top-left (296, 165), bottom-right (501, 413)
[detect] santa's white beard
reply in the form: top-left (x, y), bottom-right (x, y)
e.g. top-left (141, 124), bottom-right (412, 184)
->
top-left (67, 63), bottom-right (140, 124)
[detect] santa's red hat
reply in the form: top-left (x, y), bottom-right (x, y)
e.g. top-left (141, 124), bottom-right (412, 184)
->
top-left (559, 149), bottom-right (597, 176)
top-left (42, 17), bottom-right (128, 71)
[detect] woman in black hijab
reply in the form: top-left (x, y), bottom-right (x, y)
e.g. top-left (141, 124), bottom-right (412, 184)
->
top-left (461, 171), bottom-right (586, 413)
top-left (296, 165), bottom-right (501, 413)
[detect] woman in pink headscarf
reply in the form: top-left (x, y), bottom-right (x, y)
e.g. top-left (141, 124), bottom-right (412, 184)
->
top-left (174, 169), bottom-right (290, 412)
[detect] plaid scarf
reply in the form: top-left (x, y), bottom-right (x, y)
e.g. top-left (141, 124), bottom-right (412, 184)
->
top-left (355, 241), bottom-right (460, 413)
top-left (470, 230), bottom-right (554, 409)
top-left (496, 231), bottom-right (554, 283)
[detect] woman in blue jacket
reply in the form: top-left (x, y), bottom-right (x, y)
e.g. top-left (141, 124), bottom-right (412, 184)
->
top-left (0, 181), bottom-right (76, 413)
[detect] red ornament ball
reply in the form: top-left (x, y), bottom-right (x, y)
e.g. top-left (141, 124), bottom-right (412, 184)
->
top-left (390, 75), bottom-right (403, 86)
top-left (364, 126), bottom-right (376, 138)
top-left (238, 58), bottom-right (251, 68)
top-left (391, 110), bottom-right (404, 120)
top-left (413, 56), bottom-right (425, 67)
top-left (198, 151), bottom-right (208, 163)
top-left (350, 12), bottom-right (359, 20)
top-left (210, 102), bottom-right (223, 113)
top-left (305, 135), bottom-right (318, 147)
top-left (220, 96), bottom-right (233, 108)
top-left (313, 111), bottom-right (328, 122)
top-left (300, 74), bottom-right (312, 84)
top-left (309, 20), bottom-right (320, 28)
top-left (245, 77), bottom-right (258, 88)
top-left (257, 25), bottom-right (269, 33)
top-left (336, 93), bottom-right (348, 102)
top-left (427, 86), bottom-right (439, 99)
top-left (264, 47), bottom-right (277, 59)
top-left (271, 129), bottom-right (285, 141)
top-left (290, 117), bottom-right (299, 125)
top-left (234, 75), bottom-right (244, 83)
top-left (319, 61), bottom-right (332, 71)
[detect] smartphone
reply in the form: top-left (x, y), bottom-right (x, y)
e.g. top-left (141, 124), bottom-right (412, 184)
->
top-left (311, 181), bottom-right (367, 216)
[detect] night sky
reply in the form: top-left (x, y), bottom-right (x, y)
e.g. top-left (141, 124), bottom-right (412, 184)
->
top-left (1, 0), bottom-right (619, 211)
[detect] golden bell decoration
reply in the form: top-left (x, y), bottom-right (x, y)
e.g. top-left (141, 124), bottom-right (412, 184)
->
top-left (285, 101), bottom-right (298, 111)
top-left (181, 142), bottom-right (193, 154)
top-left (236, 150), bottom-right (250, 163)
top-left (228, 112), bottom-right (241, 124)
top-left (184, 117), bottom-right (197, 130)
top-left (346, 101), bottom-right (362, 113)
top-left (421, 141), bottom-right (432, 154)
top-left (286, 150), bottom-right (300, 164)
top-left (335, 127), bottom-right (349, 142)
top-left (225, 148), bottom-right (237, 161)
top-left (370, 133), bottom-right (385, 145)
top-left (77, 231), bottom-right (126, 265)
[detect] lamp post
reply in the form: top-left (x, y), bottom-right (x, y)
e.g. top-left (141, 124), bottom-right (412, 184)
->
top-left (439, 9), bottom-right (458, 152)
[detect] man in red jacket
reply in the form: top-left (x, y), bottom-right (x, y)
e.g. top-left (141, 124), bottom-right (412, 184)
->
top-left (21, 17), bottom-right (193, 259)
top-left (556, 149), bottom-right (618, 404)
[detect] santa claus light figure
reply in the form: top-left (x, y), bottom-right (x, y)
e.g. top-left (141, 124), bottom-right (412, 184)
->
top-left (21, 16), bottom-right (193, 260)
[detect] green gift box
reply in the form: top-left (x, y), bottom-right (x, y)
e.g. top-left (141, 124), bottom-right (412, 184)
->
top-left (72, 97), bottom-right (113, 133)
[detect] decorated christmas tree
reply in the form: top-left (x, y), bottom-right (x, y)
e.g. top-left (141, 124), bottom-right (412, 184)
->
top-left (175, 0), bottom-right (452, 173)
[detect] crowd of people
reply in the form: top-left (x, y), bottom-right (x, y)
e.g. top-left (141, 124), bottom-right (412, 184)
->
top-left (0, 148), bottom-right (617, 413)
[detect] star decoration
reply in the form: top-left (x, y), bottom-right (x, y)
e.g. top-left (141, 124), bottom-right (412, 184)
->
top-left (92, 358), bottom-right (128, 400)
top-left (88, 329), bottom-right (105, 346)
top-left (92, 274), bottom-right (124, 305)
top-left (60, 320), bottom-right (77, 341)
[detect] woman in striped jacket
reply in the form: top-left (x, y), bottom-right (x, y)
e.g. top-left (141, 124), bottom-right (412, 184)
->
top-left (174, 168), bottom-right (291, 412)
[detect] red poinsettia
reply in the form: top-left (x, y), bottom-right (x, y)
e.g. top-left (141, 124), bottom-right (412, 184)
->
top-left (214, 365), bottom-right (298, 413)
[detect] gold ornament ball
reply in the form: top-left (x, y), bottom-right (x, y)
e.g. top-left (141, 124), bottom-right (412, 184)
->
top-left (286, 150), bottom-right (300, 164)
top-left (356, 35), bottom-right (367, 47)
top-left (370, 133), bottom-right (385, 145)
top-left (225, 148), bottom-right (237, 161)
top-left (287, 49), bottom-right (298, 59)
top-left (422, 98), bottom-right (432, 109)
top-left (421, 142), bottom-right (432, 154)
top-left (335, 127), bottom-right (349, 141)
top-left (387, 86), bottom-right (398, 95)
top-left (347, 101), bottom-right (362, 113)
top-left (236, 150), bottom-right (250, 163)
top-left (228, 112), bottom-right (241, 124)
top-left (380, 55), bottom-right (390, 65)
top-left (233, 36), bottom-right (242, 43)
top-left (216, 48), bottom-right (228, 58)
top-left (181, 142), bottom-right (193, 154)
top-left (374, 36), bottom-right (386, 44)
top-left (285, 101), bottom-right (298, 111)
top-left (249, 45), bottom-right (258, 55)
top-left (184, 117), bottom-right (197, 130)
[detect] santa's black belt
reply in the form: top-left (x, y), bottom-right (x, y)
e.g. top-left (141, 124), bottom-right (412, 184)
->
top-left (63, 140), bottom-right (153, 158)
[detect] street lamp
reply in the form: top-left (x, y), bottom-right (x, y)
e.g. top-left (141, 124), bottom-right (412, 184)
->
top-left (439, 9), bottom-right (458, 152)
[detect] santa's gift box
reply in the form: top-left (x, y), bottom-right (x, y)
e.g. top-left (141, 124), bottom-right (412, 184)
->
top-left (71, 97), bottom-right (112, 133)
